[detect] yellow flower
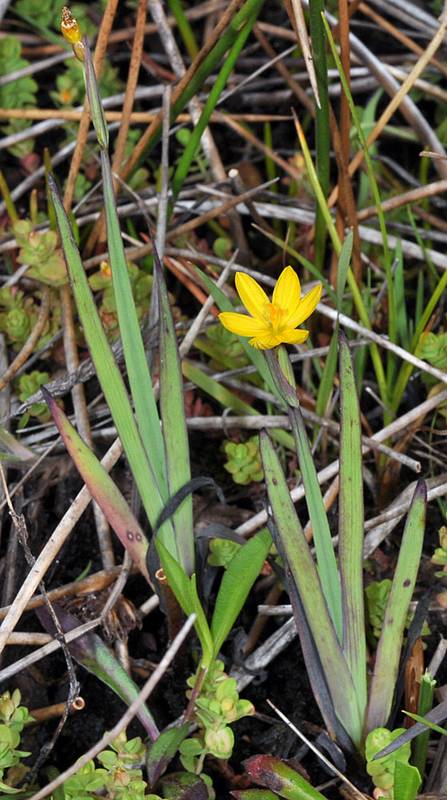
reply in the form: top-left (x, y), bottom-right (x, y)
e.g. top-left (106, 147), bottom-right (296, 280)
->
top-left (218, 266), bottom-right (322, 350)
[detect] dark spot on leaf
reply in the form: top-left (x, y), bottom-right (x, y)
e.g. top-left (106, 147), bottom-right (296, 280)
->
top-left (272, 478), bottom-right (278, 486)
top-left (135, 532), bottom-right (142, 541)
top-left (127, 531), bottom-right (134, 541)
top-left (403, 578), bottom-right (411, 587)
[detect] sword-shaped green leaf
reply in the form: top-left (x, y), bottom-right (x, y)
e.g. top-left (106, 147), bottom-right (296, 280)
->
top-left (37, 604), bottom-right (158, 740)
top-left (366, 480), bottom-right (427, 732)
top-left (338, 336), bottom-right (367, 719)
top-left (211, 528), bottom-right (271, 657)
top-left (101, 150), bottom-right (167, 498)
top-left (243, 755), bottom-right (326, 800)
top-left (48, 176), bottom-right (176, 556)
top-left (260, 430), bottom-right (362, 745)
top-left (43, 388), bottom-right (150, 583)
top-left (155, 254), bottom-right (194, 576)
top-left (156, 537), bottom-right (213, 668)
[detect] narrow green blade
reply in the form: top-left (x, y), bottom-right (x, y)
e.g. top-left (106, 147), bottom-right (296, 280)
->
top-left (260, 430), bottom-right (362, 745)
top-left (48, 176), bottom-right (174, 552)
top-left (101, 151), bottom-right (167, 497)
top-left (156, 538), bottom-right (213, 667)
top-left (43, 388), bottom-right (150, 582)
top-left (338, 336), bottom-right (367, 719)
top-left (171, 0), bottom-right (264, 201)
top-left (155, 255), bottom-right (194, 575)
top-left (366, 480), bottom-right (427, 731)
top-left (211, 528), bottom-right (271, 657)
top-left (37, 604), bottom-right (158, 739)
top-left (289, 407), bottom-right (342, 639)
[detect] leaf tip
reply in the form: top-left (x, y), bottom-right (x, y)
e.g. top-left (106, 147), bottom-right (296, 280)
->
top-left (414, 479), bottom-right (427, 503)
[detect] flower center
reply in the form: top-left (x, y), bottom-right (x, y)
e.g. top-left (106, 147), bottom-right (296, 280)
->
top-left (264, 302), bottom-right (286, 332)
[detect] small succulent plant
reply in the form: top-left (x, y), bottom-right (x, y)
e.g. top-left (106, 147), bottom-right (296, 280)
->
top-left (0, 689), bottom-right (34, 794)
top-left (365, 727), bottom-right (419, 800)
top-left (16, 370), bottom-right (52, 428)
top-left (180, 660), bottom-right (254, 774)
top-left (223, 436), bottom-right (264, 485)
top-left (14, 220), bottom-right (67, 287)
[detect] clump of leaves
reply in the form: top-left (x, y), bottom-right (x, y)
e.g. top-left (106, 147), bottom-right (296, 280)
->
top-left (0, 287), bottom-right (35, 349)
top-left (416, 331), bottom-right (447, 419)
top-left (223, 436), bottom-right (263, 485)
top-left (0, 689), bottom-right (34, 794)
top-left (417, 331), bottom-right (447, 379)
top-left (0, 37), bottom-right (38, 159)
top-left (180, 660), bottom-right (254, 774)
top-left (365, 727), bottom-right (420, 800)
top-left (0, 286), bottom-right (61, 351)
top-left (14, 220), bottom-right (67, 287)
top-left (59, 734), bottom-right (148, 800)
top-left (204, 324), bottom-right (248, 371)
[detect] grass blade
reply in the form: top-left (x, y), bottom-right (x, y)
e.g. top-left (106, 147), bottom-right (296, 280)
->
top-left (48, 176), bottom-right (176, 553)
top-left (366, 480), bottom-right (427, 732)
top-left (155, 254), bottom-right (194, 575)
top-left (156, 537), bottom-right (213, 667)
top-left (307, 0), bottom-right (330, 271)
top-left (211, 528), bottom-right (271, 657)
top-left (289, 408), bottom-right (342, 639)
top-left (43, 388), bottom-right (150, 583)
top-left (37, 604), bottom-right (158, 740)
top-left (338, 336), bottom-right (367, 718)
top-left (101, 151), bottom-right (167, 497)
top-left (260, 430), bottom-right (362, 744)
top-left (171, 0), bottom-right (263, 201)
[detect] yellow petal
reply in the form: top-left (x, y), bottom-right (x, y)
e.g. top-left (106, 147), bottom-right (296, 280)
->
top-left (287, 284), bottom-right (322, 328)
top-left (249, 333), bottom-right (280, 349)
top-left (279, 329), bottom-right (309, 345)
top-left (272, 266), bottom-right (300, 311)
top-left (235, 272), bottom-right (270, 320)
top-left (218, 311), bottom-right (268, 337)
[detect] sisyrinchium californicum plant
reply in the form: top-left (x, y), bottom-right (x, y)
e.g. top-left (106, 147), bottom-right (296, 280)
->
top-left (215, 237), bottom-right (428, 798)
top-left (38, 6), bottom-right (272, 791)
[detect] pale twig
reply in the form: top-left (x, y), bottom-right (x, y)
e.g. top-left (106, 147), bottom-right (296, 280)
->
top-left (267, 700), bottom-right (368, 800)
top-left (318, 301), bottom-right (447, 386)
top-left (0, 619), bottom-right (101, 683)
top-left (0, 438), bottom-right (123, 658)
top-left (288, 0), bottom-right (320, 107)
top-left (236, 388), bottom-right (447, 537)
